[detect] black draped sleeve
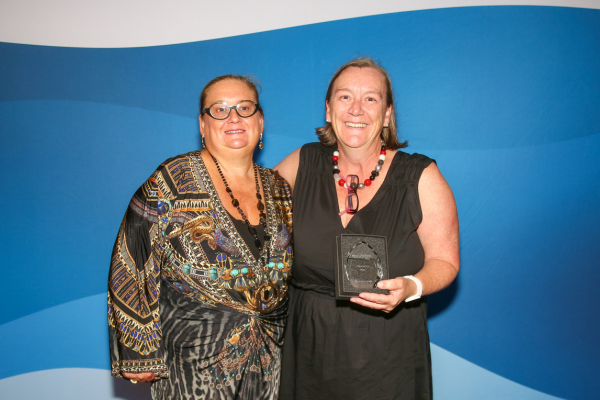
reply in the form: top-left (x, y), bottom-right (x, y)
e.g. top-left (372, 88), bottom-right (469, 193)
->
top-left (108, 167), bottom-right (172, 379)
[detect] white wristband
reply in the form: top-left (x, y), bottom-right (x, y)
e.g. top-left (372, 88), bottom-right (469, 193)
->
top-left (403, 275), bottom-right (423, 302)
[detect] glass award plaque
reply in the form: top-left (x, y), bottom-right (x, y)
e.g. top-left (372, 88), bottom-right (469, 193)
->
top-left (335, 234), bottom-right (389, 299)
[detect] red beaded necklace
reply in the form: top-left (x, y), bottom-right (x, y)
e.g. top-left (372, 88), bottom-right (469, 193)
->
top-left (332, 143), bottom-right (387, 189)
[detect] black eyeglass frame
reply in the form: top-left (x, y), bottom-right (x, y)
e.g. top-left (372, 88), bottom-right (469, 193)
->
top-left (201, 100), bottom-right (262, 120)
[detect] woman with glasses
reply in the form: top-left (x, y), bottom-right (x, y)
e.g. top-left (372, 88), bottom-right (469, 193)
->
top-left (275, 58), bottom-right (459, 400)
top-left (108, 75), bottom-right (293, 399)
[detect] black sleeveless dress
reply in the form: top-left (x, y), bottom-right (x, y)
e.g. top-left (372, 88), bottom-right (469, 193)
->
top-left (280, 143), bottom-right (434, 400)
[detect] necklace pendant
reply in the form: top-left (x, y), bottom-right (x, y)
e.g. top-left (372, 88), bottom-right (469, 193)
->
top-left (247, 225), bottom-right (258, 236)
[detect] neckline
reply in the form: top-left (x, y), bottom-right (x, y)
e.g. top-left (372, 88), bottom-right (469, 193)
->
top-left (332, 150), bottom-right (401, 230)
top-left (226, 207), bottom-right (261, 228)
top-left (191, 151), bottom-right (278, 275)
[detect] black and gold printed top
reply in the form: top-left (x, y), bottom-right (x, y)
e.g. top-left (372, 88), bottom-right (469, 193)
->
top-left (108, 150), bottom-right (293, 400)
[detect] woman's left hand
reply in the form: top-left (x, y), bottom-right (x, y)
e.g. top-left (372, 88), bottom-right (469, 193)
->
top-left (350, 277), bottom-right (416, 313)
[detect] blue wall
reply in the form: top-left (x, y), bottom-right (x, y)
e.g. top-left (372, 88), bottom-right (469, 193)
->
top-left (1, 5), bottom-right (599, 400)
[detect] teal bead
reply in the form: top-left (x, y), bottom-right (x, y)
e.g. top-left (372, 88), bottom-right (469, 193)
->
top-left (241, 267), bottom-right (249, 274)
top-left (209, 267), bottom-right (218, 280)
top-left (231, 269), bottom-right (239, 276)
top-left (277, 263), bottom-right (284, 269)
top-left (268, 262), bottom-right (276, 269)
top-left (183, 263), bottom-right (191, 274)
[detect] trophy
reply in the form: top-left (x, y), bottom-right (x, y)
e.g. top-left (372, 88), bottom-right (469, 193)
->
top-left (335, 234), bottom-right (389, 299)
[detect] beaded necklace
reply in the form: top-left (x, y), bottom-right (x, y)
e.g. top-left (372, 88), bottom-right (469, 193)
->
top-left (333, 142), bottom-right (387, 189)
top-left (210, 154), bottom-right (272, 256)
top-left (193, 152), bottom-right (284, 314)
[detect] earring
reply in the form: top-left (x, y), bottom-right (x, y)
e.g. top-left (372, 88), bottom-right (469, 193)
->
top-left (259, 133), bottom-right (264, 150)
top-left (201, 135), bottom-right (205, 149)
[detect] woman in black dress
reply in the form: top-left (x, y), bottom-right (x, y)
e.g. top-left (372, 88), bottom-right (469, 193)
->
top-left (275, 58), bottom-right (459, 399)
top-left (108, 75), bottom-right (293, 399)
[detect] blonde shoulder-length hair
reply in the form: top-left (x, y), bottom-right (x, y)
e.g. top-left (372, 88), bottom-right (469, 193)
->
top-left (316, 57), bottom-right (408, 149)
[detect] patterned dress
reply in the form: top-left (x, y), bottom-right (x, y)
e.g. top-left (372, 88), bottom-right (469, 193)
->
top-left (108, 150), bottom-right (293, 400)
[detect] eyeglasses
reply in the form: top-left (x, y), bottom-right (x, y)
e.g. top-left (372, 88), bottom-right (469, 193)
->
top-left (339, 175), bottom-right (359, 216)
top-left (201, 100), bottom-right (261, 120)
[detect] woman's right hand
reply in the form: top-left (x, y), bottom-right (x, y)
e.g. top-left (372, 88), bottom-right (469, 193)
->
top-left (122, 371), bottom-right (159, 383)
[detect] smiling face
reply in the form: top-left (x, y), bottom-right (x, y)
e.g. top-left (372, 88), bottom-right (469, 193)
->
top-left (199, 79), bottom-right (264, 153)
top-left (325, 67), bottom-right (392, 150)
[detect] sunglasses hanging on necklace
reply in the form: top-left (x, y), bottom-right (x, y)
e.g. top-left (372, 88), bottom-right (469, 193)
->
top-left (334, 142), bottom-right (387, 215)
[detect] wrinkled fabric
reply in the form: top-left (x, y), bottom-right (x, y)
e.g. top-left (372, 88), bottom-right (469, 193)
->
top-left (280, 143), bottom-right (433, 400)
top-left (108, 150), bottom-right (293, 399)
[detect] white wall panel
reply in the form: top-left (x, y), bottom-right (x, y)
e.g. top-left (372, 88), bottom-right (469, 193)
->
top-left (0, 0), bottom-right (598, 47)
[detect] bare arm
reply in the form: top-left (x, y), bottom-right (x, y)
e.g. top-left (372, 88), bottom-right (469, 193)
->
top-left (273, 147), bottom-right (301, 192)
top-left (351, 162), bottom-right (460, 312)
top-left (413, 162), bottom-right (460, 294)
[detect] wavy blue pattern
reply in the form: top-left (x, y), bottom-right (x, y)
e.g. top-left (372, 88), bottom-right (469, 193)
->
top-left (0, 294), bottom-right (564, 399)
top-left (0, 368), bottom-right (151, 400)
top-left (0, 294), bottom-right (110, 380)
top-left (0, 355), bottom-right (565, 400)
top-left (0, 100), bottom-right (197, 324)
top-left (423, 132), bottom-right (600, 400)
top-left (1, 6), bottom-right (599, 400)
top-left (431, 346), bottom-right (565, 400)
top-left (1, 7), bottom-right (598, 148)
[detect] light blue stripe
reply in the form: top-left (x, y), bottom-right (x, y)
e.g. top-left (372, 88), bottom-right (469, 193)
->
top-left (431, 345), bottom-right (565, 400)
top-left (0, 368), bottom-right (150, 400)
